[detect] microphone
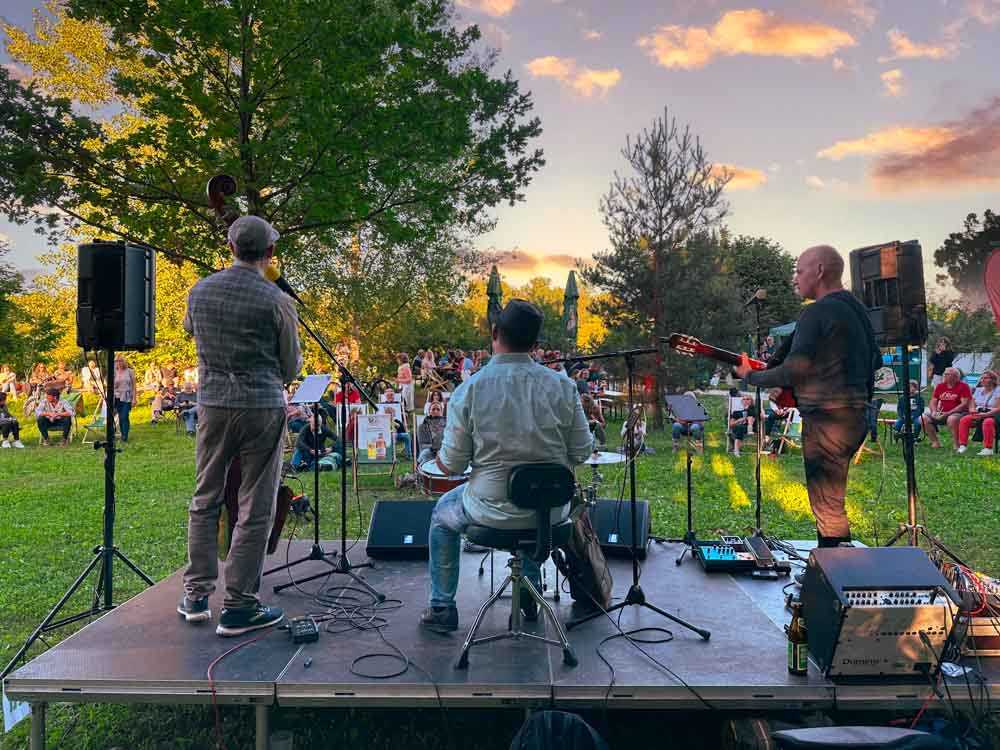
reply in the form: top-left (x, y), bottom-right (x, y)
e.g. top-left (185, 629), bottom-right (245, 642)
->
top-left (743, 288), bottom-right (767, 308)
top-left (264, 263), bottom-right (305, 306)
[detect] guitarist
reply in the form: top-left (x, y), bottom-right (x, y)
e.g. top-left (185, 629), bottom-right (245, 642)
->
top-left (735, 245), bottom-right (879, 555)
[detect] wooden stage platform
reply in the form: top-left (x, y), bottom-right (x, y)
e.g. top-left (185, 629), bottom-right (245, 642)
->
top-left (6, 540), bottom-right (998, 748)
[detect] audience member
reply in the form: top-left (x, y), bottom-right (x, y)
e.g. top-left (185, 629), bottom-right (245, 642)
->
top-left (957, 370), bottom-right (999, 456)
top-left (176, 382), bottom-right (198, 435)
top-left (396, 353), bottom-right (414, 411)
top-left (182, 364), bottom-right (198, 388)
top-left (728, 394), bottom-right (755, 457)
top-left (29, 363), bottom-right (51, 389)
top-left (580, 393), bottom-right (606, 448)
top-left (0, 365), bottom-right (17, 397)
top-left (893, 379), bottom-right (924, 439)
top-left (113, 355), bottom-right (136, 443)
top-left (921, 367), bottom-right (972, 450)
top-left (416, 400), bottom-right (446, 464)
top-left (291, 413), bottom-right (342, 472)
top-left (50, 361), bottom-right (74, 391)
top-left (421, 349), bottom-right (436, 375)
top-left (159, 363), bottom-right (177, 389)
top-left (927, 337), bottom-right (956, 389)
top-left (150, 384), bottom-right (177, 423)
top-left (35, 387), bottom-right (74, 445)
top-left (764, 387), bottom-right (791, 443)
top-left (81, 360), bottom-right (102, 393)
top-left (0, 393), bottom-right (24, 448)
top-left (142, 363), bottom-right (161, 392)
top-left (671, 390), bottom-right (704, 451)
top-left (423, 388), bottom-right (445, 416)
top-left (285, 385), bottom-right (311, 433)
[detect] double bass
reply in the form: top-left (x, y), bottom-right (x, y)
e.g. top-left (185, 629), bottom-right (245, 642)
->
top-left (206, 175), bottom-right (291, 559)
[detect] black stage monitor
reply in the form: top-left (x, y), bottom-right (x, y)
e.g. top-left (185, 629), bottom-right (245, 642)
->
top-left (849, 240), bottom-right (927, 347)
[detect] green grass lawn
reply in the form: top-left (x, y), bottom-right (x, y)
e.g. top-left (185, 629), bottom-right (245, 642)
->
top-left (2, 394), bottom-right (998, 748)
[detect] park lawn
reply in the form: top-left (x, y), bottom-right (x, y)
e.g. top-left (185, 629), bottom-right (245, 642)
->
top-left (1, 395), bottom-right (998, 748)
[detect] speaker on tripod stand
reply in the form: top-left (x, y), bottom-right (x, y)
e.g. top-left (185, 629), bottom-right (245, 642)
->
top-left (77, 240), bottom-right (156, 351)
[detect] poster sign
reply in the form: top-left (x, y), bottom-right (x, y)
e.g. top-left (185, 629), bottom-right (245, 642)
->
top-left (356, 413), bottom-right (394, 463)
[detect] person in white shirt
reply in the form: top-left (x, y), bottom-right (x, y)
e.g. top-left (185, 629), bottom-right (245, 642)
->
top-left (420, 300), bottom-right (593, 633)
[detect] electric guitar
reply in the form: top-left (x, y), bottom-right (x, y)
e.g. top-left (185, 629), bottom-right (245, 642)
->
top-left (665, 332), bottom-right (796, 408)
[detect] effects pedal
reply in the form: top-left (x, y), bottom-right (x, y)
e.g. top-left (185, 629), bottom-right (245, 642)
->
top-left (289, 616), bottom-right (319, 644)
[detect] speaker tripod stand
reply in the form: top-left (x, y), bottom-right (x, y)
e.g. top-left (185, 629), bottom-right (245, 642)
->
top-left (2, 347), bottom-right (153, 680)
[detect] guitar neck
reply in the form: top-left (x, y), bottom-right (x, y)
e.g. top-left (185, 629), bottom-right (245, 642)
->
top-left (692, 343), bottom-right (766, 371)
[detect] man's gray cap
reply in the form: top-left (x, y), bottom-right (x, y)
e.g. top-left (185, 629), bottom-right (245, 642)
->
top-left (227, 215), bottom-right (280, 255)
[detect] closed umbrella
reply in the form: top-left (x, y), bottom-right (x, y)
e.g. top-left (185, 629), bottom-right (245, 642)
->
top-left (487, 265), bottom-right (503, 329)
top-left (562, 270), bottom-right (579, 352)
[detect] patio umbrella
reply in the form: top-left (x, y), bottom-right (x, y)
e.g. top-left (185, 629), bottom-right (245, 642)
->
top-left (487, 265), bottom-right (503, 329)
top-left (562, 270), bottom-right (579, 352)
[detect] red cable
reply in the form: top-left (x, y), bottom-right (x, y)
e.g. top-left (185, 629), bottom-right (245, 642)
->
top-left (206, 631), bottom-right (275, 750)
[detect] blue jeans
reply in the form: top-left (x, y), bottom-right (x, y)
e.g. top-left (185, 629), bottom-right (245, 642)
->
top-left (288, 418), bottom-right (307, 433)
top-left (182, 407), bottom-right (198, 433)
top-left (672, 422), bottom-right (703, 440)
top-left (428, 486), bottom-right (541, 609)
top-left (290, 448), bottom-right (341, 472)
top-left (114, 400), bottom-right (132, 441)
top-left (894, 416), bottom-right (921, 436)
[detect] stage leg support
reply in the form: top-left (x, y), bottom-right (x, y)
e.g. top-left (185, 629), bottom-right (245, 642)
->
top-left (255, 704), bottom-right (269, 750)
top-left (30, 703), bottom-right (45, 750)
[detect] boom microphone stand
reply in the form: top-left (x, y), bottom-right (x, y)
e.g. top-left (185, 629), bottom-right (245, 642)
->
top-left (748, 294), bottom-right (766, 535)
top-left (2, 348), bottom-right (154, 679)
top-left (561, 348), bottom-right (710, 640)
top-left (263, 309), bottom-right (385, 601)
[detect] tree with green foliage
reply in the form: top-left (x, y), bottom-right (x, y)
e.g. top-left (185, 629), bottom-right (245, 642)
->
top-left (934, 210), bottom-right (1000, 305)
top-left (582, 108), bottom-right (735, 426)
top-left (926, 296), bottom-right (1000, 361)
top-left (0, 239), bottom-right (25, 362)
top-left (722, 234), bottom-right (801, 337)
top-left (0, 0), bottom-right (544, 328)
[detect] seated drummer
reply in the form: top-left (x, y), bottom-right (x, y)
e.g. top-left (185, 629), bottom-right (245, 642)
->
top-left (421, 300), bottom-right (594, 633)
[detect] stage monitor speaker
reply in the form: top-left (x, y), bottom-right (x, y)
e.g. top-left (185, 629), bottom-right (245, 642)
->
top-left (849, 239), bottom-right (927, 347)
top-left (366, 499), bottom-right (435, 559)
top-left (589, 498), bottom-right (650, 559)
top-left (77, 240), bottom-right (156, 352)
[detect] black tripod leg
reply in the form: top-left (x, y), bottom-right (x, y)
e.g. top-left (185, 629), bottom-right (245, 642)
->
top-left (884, 525), bottom-right (908, 547)
top-left (271, 558), bottom-right (339, 593)
top-left (113, 548), bottom-right (154, 586)
top-left (566, 600), bottom-right (627, 631)
top-left (1, 553), bottom-right (103, 679)
top-left (643, 602), bottom-right (711, 641)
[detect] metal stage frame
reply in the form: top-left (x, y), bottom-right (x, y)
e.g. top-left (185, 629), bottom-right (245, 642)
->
top-left (6, 541), bottom-right (998, 749)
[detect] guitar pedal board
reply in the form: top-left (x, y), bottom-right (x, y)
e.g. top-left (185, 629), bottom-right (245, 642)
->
top-left (694, 535), bottom-right (790, 576)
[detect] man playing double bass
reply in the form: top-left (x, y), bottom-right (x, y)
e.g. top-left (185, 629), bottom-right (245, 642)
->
top-left (735, 245), bottom-right (879, 556)
top-left (177, 215), bottom-right (302, 636)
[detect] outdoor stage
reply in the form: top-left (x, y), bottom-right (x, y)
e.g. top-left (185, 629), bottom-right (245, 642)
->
top-left (6, 540), bottom-right (999, 749)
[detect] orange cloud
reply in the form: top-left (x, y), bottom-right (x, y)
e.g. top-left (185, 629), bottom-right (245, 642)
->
top-left (637, 9), bottom-right (855, 70)
top-left (486, 250), bottom-right (583, 281)
top-left (709, 164), bottom-right (768, 190)
top-left (878, 29), bottom-right (957, 61)
top-left (817, 126), bottom-right (955, 160)
top-left (818, 97), bottom-right (1000, 192)
top-left (880, 68), bottom-right (904, 96)
top-left (525, 56), bottom-right (621, 97)
top-left (456, 0), bottom-right (518, 17)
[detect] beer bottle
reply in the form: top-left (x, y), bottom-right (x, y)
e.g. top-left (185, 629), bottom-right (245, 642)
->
top-left (786, 601), bottom-right (808, 675)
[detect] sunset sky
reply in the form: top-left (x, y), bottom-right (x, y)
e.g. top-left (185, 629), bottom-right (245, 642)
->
top-left (3, 0), bottom-right (1000, 292)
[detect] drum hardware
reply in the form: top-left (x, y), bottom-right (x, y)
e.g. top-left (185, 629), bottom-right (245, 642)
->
top-left (417, 459), bottom-right (471, 496)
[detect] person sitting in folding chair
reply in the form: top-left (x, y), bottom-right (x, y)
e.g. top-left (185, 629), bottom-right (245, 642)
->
top-left (176, 381), bottom-right (198, 435)
top-left (0, 393), bottom-right (25, 448)
top-left (381, 388), bottom-right (412, 460)
top-left (893, 379), bottom-right (924, 442)
top-left (416, 399), bottom-right (447, 464)
top-left (763, 387), bottom-right (791, 451)
top-left (290, 413), bottom-right (342, 472)
top-left (35, 387), bottom-right (74, 446)
top-left (670, 390), bottom-right (703, 452)
top-left (150, 383), bottom-right (177, 423)
top-left (728, 394), bottom-right (755, 457)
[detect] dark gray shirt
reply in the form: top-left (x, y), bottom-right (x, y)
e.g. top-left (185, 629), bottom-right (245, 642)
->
top-left (748, 290), bottom-right (878, 410)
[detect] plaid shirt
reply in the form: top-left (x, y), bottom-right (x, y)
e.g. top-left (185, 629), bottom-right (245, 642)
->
top-left (184, 264), bottom-right (302, 409)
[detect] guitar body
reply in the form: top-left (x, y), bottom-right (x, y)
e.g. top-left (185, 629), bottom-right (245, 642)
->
top-left (217, 458), bottom-right (292, 560)
top-left (666, 333), bottom-right (797, 408)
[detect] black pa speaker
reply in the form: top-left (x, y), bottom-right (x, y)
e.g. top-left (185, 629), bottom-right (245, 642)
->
top-left (77, 241), bottom-right (155, 351)
top-left (589, 498), bottom-right (650, 559)
top-left (849, 240), bottom-right (927, 347)
top-left (366, 499), bottom-right (435, 559)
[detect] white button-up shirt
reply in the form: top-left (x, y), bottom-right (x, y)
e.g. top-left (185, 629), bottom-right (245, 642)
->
top-left (438, 353), bottom-right (594, 529)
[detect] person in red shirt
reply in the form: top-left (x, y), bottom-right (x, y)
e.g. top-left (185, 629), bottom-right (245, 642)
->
top-left (921, 367), bottom-right (972, 449)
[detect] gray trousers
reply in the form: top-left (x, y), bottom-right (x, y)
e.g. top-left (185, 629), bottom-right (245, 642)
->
top-left (183, 405), bottom-right (287, 609)
top-left (800, 407), bottom-right (868, 539)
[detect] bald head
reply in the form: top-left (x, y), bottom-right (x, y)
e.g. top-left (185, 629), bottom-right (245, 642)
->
top-left (794, 244), bottom-right (845, 300)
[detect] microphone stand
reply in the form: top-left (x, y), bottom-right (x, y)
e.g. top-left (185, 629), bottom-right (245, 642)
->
top-left (558, 348), bottom-right (710, 640)
top-left (748, 296), bottom-right (765, 535)
top-left (263, 301), bottom-right (384, 602)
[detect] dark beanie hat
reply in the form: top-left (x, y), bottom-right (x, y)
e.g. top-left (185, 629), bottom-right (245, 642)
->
top-left (496, 299), bottom-right (544, 351)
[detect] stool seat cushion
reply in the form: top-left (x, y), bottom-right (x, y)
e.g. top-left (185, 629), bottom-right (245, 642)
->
top-left (773, 726), bottom-right (951, 749)
top-left (466, 519), bottom-right (573, 553)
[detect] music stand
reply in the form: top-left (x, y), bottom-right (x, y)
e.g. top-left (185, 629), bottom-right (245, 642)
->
top-left (264, 374), bottom-right (337, 584)
top-left (664, 394), bottom-right (709, 565)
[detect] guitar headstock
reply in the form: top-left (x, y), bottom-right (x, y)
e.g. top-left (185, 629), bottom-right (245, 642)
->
top-left (667, 332), bottom-right (704, 358)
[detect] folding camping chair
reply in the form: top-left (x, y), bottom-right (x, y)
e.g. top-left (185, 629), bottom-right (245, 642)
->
top-left (774, 408), bottom-right (802, 455)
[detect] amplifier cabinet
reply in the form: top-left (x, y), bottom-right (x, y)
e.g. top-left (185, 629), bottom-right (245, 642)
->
top-left (801, 547), bottom-right (961, 678)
